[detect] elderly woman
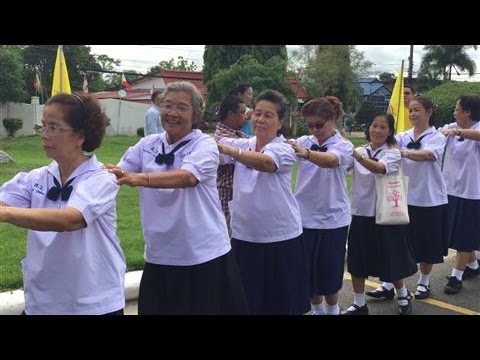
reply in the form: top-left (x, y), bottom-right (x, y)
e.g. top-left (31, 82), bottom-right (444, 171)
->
top-left (0, 93), bottom-right (126, 315)
top-left (440, 94), bottom-right (480, 294)
top-left (218, 89), bottom-right (309, 315)
top-left (107, 81), bottom-right (248, 315)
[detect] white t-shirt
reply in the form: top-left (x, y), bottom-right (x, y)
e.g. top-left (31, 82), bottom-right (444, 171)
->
top-left (440, 121), bottom-right (480, 199)
top-left (351, 145), bottom-right (401, 217)
top-left (119, 129), bottom-right (231, 265)
top-left (0, 155), bottom-right (126, 315)
top-left (295, 132), bottom-right (353, 229)
top-left (396, 126), bottom-right (448, 206)
top-left (221, 135), bottom-right (302, 242)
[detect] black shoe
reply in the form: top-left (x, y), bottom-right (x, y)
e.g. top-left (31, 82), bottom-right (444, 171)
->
top-left (366, 286), bottom-right (395, 300)
top-left (444, 276), bottom-right (463, 294)
top-left (414, 283), bottom-right (431, 300)
top-left (462, 266), bottom-right (480, 280)
top-left (397, 292), bottom-right (412, 315)
top-left (343, 304), bottom-right (369, 315)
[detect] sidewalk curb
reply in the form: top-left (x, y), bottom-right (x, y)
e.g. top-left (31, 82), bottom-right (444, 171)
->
top-left (0, 270), bottom-right (142, 315)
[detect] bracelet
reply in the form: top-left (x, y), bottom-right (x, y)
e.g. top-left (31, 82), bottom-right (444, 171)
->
top-left (305, 149), bottom-right (310, 159)
top-left (237, 148), bottom-right (242, 159)
top-left (144, 173), bottom-right (150, 186)
top-left (457, 129), bottom-right (462, 137)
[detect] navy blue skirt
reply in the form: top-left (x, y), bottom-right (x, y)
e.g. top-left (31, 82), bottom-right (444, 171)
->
top-left (407, 204), bottom-right (449, 263)
top-left (138, 251), bottom-right (249, 315)
top-left (347, 215), bottom-right (417, 282)
top-left (231, 235), bottom-right (310, 315)
top-left (303, 227), bottom-right (348, 296)
top-left (447, 195), bottom-right (480, 251)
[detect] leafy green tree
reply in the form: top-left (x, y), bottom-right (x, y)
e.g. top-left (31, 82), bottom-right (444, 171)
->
top-left (23, 45), bottom-right (120, 101)
top-left (420, 45), bottom-right (478, 81)
top-left (300, 45), bottom-right (366, 112)
top-left (354, 101), bottom-right (377, 127)
top-left (203, 45), bottom-right (288, 84)
top-left (0, 46), bottom-right (27, 102)
top-left (379, 72), bottom-right (395, 82)
top-left (147, 56), bottom-right (198, 74)
top-left (206, 54), bottom-right (296, 110)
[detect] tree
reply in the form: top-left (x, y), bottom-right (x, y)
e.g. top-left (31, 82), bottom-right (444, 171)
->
top-left (0, 46), bottom-right (27, 102)
top-left (147, 56), bottom-right (198, 74)
top-left (205, 54), bottom-right (296, 111)
top-left (299, 45), bottom-right (367, 112)
top-left (23, 45), bottom-right (120, 101)
top-left (379, 72), bottom-right (395, 82)
top-left (420, 45), bottom-right (478, 81)
top-left (203, 45), bottom-right (288, 84)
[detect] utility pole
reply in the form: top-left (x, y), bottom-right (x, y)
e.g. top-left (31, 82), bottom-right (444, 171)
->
top-left (408, 45), bottom-right (414, 87)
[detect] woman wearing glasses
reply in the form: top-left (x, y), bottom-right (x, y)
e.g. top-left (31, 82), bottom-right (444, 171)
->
top-left (286, 96), bottom-right (353, 315)
top-left (106, 81), bottom-right (248, 315)
top-left (0, 93), bottom-right (126, 315)
top-left (374, 96), bottom-right (447, 300)
top-left (440, 94), bottom-right (480, 294)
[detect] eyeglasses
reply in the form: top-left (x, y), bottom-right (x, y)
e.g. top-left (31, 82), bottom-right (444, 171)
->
top-left (306, 121), bottom-right (328, 130)
top-left (34, 124), bottom-right (74, 134)
top-left (159, 103), bottom-right (193, 115)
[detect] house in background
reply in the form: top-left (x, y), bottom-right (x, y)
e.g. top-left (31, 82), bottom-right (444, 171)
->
top-left (357, 77), bottom-right (392, 111)
top-left (92, 69), bottom-right (308, 107)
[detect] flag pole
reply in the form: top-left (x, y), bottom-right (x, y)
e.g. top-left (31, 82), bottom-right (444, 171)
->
top-left (396, 60), bottom-right (404, 131)
top-left (59, 45), bottom-right (63, 93)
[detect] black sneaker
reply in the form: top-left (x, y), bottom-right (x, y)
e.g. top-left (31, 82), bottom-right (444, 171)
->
top-left (342, 304), bottom-right (369, 315)
top-left (366, 286), bottom-right (395, 300)
top-left (444, 276), bottom-right (463, 295)
top-left (462, 266), bottom-right (480, 280)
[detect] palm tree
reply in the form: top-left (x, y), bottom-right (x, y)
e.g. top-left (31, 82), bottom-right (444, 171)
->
top-left (420, 45), bottom-right (478, 81)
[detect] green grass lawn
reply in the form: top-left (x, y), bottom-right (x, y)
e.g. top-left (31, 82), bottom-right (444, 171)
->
top-left (0, 134), bottom-right (365, 291)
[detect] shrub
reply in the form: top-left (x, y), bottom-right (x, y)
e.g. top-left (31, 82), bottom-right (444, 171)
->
top-left (136, 127), bottom-right (144, 137)
top-left (2, 117), bottom-right (23, 137)
top-left (425, 81), bottom-right (480, 127)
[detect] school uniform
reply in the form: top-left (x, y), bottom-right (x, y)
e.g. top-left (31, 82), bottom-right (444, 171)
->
top-left (440, 121), bottom-right (480, 251)
top-left (295, 132), bottom-right (353, 295)
top-left (119, 130), bottom-right (248, 314)
top-left (0, 155), bottom-right (126, 315)
top-left (396, 127), bottom-right (449, 263)
top-left (220, 135), bottom-right (309, 315)
top-left (347, 145), bottom-right (417, 282)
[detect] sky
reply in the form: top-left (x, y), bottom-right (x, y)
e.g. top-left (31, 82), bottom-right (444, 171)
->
top-left (88, 45), bottom-right (480, 81)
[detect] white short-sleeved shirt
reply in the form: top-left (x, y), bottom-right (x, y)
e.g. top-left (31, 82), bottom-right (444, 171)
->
top-left (0, 155), bottom-right (126, 315)
top-left (440, 121), bottom-right (480, 199)
top-left (118, 129), bottom-right (231, 265)
top-left (295, 132), bottom-right (353, 229)
top-left (220, 135), bottom-right (302, 242)
top-left (396, 127), bottom-right (448, 206)
top-left (351, 145), bottom-right (401, 217)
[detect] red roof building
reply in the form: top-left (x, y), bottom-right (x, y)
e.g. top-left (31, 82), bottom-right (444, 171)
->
top-left (92, 70), bottom-right (308, 105)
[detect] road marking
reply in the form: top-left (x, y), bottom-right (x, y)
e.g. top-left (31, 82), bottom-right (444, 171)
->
top-left (343, 273), bottom-right (480, 315)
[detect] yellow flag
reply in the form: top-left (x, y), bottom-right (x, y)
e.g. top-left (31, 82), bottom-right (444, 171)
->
top-left (387, 61), bottom-right (406, 133)
top-left (51, 45), bottom-right (71, 96)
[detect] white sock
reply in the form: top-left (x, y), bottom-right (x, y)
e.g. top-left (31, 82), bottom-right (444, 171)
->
top-left (311, 302), bottom-right (326, 315)
top-left (354, 292), bottom-right (366, 307)
top-left (418, 273), bottom-right (430, 287)
top-left (452, 268), bottom-right (464, 281)
top-left (396, 286), bottom-right (408, 306)
top-left (381, 282), bottom-right (394, 291)
top-left (325, 303), bottom-right (340, 315)
top-left (476, 251), bottom-right (480, 260)
top-left (468, 260), bottom-right (479, 270)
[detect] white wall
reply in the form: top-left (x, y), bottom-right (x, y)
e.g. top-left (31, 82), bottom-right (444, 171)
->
top-left (0, 98), bottom-right (149, 138)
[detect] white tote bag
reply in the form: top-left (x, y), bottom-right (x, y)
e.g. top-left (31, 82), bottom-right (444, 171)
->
top-left (374, 168), bottom-right (410, 225)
